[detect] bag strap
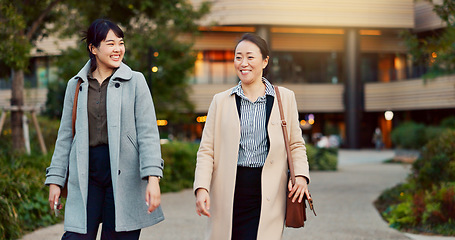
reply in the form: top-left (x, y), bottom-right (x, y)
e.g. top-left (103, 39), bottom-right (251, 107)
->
top-left (72, 79), bottom-right (82, 138)
top-left (274, 86), bottom-right (296, 185)
top-left (275, 86), bottom-right (317, 216)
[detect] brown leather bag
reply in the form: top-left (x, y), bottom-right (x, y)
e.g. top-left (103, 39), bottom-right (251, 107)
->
top-left (61, 79), bottom-right (82, 198)
top-left (274, 86), bottom-right (316, 228)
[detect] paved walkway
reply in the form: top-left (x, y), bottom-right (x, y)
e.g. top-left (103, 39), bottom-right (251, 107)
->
top-left (21, 150), bottom-right (455, 240)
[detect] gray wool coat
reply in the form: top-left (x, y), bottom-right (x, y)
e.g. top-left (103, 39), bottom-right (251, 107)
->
top-left (45, 60), bottom-right (164, 234)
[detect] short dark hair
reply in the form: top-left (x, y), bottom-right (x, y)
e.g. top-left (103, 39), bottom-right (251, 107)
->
top-left (83, 19), bottom-right (124, 73)
top-left (235, 33), bottom-right (270, 77)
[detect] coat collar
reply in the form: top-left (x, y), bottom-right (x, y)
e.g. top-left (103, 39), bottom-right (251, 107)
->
top-left (75, 60), bottom-right (133, 82)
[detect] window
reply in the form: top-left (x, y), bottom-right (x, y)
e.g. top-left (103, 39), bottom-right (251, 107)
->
top-left (271, 51), bottom-right (343, 84)
top-left (192, 50), bottom-right (237, 84)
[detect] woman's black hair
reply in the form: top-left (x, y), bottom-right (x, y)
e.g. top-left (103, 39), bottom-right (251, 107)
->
top-left (235, 33), bottom-right (270, 77)
top-left (82, 19), bottom-right (124, 73)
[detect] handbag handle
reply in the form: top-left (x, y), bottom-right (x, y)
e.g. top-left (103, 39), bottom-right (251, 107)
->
top-left (274, 86), bottom-right (297, 185)
top-left (72, 79), bottom-right (82, 138)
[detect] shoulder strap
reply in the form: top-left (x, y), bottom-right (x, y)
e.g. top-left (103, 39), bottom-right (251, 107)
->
top-left (72, 79), bottom-right (82, 138)
top-left (274, 86), bottom-right (296, 185)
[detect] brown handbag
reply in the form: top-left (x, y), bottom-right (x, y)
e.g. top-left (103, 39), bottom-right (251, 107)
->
top-left (274, 86), bottom-right (316, 228)
top-left (61, 79), bottom-right (82, 198)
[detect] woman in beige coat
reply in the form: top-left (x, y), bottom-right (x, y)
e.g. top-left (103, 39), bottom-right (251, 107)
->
top-left (194, 33), bottom-right (310, 240)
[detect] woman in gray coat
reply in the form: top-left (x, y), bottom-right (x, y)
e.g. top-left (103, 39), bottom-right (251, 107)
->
top-left (45, 19), bottom-right (164, 240)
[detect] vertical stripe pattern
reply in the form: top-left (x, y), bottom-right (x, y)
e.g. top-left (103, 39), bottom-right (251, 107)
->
top-left (231, 78), bottom-right (275, 167)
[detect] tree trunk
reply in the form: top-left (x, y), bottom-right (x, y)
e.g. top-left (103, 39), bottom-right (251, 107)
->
top-left (11, 69), bottom-right (25, 153)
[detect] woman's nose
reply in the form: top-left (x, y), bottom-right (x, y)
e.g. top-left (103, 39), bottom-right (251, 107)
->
top-left (241, 58), bottom-right (248, 67)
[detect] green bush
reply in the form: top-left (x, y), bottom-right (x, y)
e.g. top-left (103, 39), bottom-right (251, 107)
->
top-left (391, 121), bottom-right (448, 150)
top-left (391, 122), bottom-right (428, 149)
top-left (307, 144), bottom-right (338, 171)
top-left (441, 116), bottom-right (455, 129)
top-left (412, 130), bottom-right (455, 189)
top-left (0, 114), bottom-right (60, 157)
top-left (0, 153), bottom-right (63, 240)
top-left (160, 141), bottom-right (199, 192)
top-left (381, 182), bottom-right (455, 235)
top-left (377, 130), bottom-right (455, 236)
top-left (44, 80), bottom-right (67, 119)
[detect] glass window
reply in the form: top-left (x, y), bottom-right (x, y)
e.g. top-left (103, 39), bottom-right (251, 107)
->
top-left (192, 50), bottom-right (237, 84)
top-left (361, 53), bottom-right (408, 83)
top-left (271, 51), bottom-right (343, 84)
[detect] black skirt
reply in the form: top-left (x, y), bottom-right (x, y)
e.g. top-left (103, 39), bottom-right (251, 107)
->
top-left (232, 166), bottom-right (262, 240)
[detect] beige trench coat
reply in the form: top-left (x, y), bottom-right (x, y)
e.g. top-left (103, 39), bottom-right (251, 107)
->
top-left (194, 86), bottom-right (310, 240)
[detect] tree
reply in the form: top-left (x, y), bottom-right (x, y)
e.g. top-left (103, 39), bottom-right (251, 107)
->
top-left (0, 0), bottom-right (63, 153)
top-left (402, 0), bottom-right (455, 78)
top-left (1, 0), bottom-right (209, 153)
top-left (56, 0), bottom-right (210, 125)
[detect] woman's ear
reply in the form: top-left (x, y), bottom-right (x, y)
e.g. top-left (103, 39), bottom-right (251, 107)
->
top-left (89, 44), bottom-right (96, 56)
top-left (262, 56), bottom-right (269, 69)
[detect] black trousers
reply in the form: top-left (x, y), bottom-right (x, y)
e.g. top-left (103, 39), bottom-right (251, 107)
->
top-left (232, 166), bottom-right (262, 240)
top-left (62, 145), bottom-right (141, 240)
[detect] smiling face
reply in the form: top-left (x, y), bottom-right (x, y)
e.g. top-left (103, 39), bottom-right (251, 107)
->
top-left (234, 40), bottom-right (269, 85)
top-left (90, 29), bottom-right (125, 72)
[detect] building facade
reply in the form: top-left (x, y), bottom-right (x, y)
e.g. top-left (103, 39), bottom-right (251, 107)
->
top-left (1, 0), bottom-right (454, 148)
top-left (187, 0), bottom-right (455, 148)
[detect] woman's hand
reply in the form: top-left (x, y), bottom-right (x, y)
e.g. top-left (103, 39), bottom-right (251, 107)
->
top-left (288, 176), bottom-right (309, 203)
top-left (49, 184), bottom-right (63, 211)
top-left (195, 188), bottom-right (211, 217)
top-left (145, 176), bottom-right (161, 214)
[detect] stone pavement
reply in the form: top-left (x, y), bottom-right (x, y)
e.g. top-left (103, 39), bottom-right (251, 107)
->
top-left (20, 150), bottom-right (455, 240)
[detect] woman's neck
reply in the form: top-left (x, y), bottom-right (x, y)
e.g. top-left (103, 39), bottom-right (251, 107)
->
top-left (93, 66), bottom-right (113, 84)
top-left (241, 78), bottom-right (266, 102)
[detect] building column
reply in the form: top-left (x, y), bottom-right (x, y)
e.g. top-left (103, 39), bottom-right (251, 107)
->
top-left (256, 26), bottom-right (271, 44)
top-left (344, 29), bottom-right (362, 148)
top-left (255, 26), bottom-right (272, 79)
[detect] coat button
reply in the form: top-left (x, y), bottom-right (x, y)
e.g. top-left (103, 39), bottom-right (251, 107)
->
top-left (79, 86), bottom-right (82, 91)
top-left (118, 170), bottom-right (121, 175)
top-left (115, 83), bottom-right (120, 88)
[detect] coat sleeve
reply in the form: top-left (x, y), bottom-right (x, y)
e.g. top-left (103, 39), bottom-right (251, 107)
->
top-left (285, 88), bottom-right (310, 183)
top-left (134, 72), bottom-right (164, 179)
top-left (193, 94), bottom-right (218, 193)
top-left (45, 78), bottom-right (78, 187)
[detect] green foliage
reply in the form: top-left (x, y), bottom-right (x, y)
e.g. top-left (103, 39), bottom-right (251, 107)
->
top-left (43, 80), bottom-right (68, 119)
top-left (0, 113), bottom-right (60, 157)
top-left (401, 0), bottom-right (455, 78)
top-left (391, 122), bottom-right (427, 149)
top-left (306, 144), bottom-right (338, 171)
top-left (441, 116), bottom-right (455, 129)
top-left (160, 141), bottom-right (199, 192)
top-left (381, 182), bottom-right (455, 235)
top-left (0, 1), bottom-right (31, 71)
top-left (45, 0), bottom-right (211, 125)
top-left (0, 115), bottom-right (60, 238)
top-left (412, 130), bottom-right (455, 189)
top-left (0, 0), bottom-right (64, 72)
top-left (384, 195), bottom-right (416, 229)
top-left (0, 152), bottom-right (63, 240)
top-left (377, 130), bottom-right (455, 236)
top-left (391, 121), bottom-right (447, 150)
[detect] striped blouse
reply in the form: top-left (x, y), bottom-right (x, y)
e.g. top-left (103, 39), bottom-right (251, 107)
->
top-left (231, 78), bottom-right (275, 168)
